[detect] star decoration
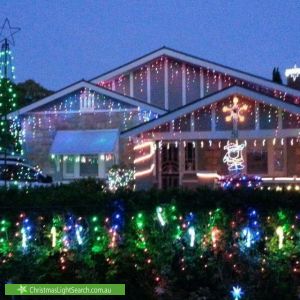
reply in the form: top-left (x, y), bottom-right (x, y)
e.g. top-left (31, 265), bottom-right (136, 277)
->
top-left (0, 18), bottom-right (21, 46)
top-left (231, 286), bottom-right (244, 300)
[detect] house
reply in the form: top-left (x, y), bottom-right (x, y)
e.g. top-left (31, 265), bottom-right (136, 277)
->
top-left (11, 47), bottom-right (300, 189)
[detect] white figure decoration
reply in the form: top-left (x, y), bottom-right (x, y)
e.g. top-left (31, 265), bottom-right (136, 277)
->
top-left (223, 142), bottom-right (245, 172)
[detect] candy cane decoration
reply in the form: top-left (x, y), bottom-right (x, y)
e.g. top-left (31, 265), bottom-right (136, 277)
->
top-left (50, 226), bottom-right (57, 248)
top-left (75, 224), bottom-right (83, 245)
top-left (156, 206), bottom-right (166, 226)
top-left (21, 227), bottom-right (27, 250)
top-left (211, 227), bottom-right (220, 248)
top-left (276, 226), bottom-right (284, 249)
top-left (188, 226), bottom-right (195, 247)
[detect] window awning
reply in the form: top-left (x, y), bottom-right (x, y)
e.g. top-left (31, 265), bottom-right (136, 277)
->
top-left (50, 129), bottom-right (119, 155)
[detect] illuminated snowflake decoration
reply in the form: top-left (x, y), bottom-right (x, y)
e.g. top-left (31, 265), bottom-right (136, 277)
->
top-left (223, 96), bottom-right (248, 123)
top-left (231, 286), bottom-right (244, 300)
top-left (223, 142), bottom-right (245, 172)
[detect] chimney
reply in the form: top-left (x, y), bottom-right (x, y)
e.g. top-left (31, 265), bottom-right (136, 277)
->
top-left (285, 65), bottom-right (300, 90)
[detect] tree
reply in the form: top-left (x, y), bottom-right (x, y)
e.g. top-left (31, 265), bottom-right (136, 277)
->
top-left (272, 67), bottom-right (282, 84)
top-left (15, 79), bottom-right (53, 108)
top-left (0, 39), bottom-right (22, 156)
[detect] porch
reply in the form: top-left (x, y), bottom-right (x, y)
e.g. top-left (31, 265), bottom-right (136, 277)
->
top-left (135, 138), bottom-right (300, 189)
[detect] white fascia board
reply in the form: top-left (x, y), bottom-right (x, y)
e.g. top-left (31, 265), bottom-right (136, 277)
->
top-left (9, 81), bottom-right (165, 118)
top-left (121, 86), bottom-right (300, 138)
top-left (148, 129), bottom-right (300, 140)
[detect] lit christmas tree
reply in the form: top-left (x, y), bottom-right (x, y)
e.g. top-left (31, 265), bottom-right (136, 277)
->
top-left (0, 19), bottom-right (22, 160)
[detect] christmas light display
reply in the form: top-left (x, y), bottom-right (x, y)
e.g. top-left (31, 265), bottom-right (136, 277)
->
top-left (285, 65), bottom-right (300, 81)
top-left (107, 166), bottom-right (134, 192)
top-left (218, 174), bottom-right (262, 189)
top-left (188, 226), bottom-right (195, 247)
top-left (75, 224), bottom-right (83, 245)
top-left (0, 19), bottom-right (22, 162)
top-left (0, 219), bottom-right (9, 248)
top-left (239, 209), bottom-right (261, 250)
top-left (276, 226), bottom-right (284, 249)
top-left (50, 226), bottom-right (56, 248)
top-left (134, 141), bottom-right (156, 178)
top-left (223, 142), bottom-right (246, 172)
top-left (231, 286), bottom-right (244, 300)
top-left (156, 206), bottom-right (166, 226)
top-left (223, 97), bottom-right (248, 123)
top-left (0, 205), bottom-right (298, 295)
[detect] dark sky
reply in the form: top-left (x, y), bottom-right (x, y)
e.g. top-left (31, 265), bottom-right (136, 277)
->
top-left (1, 1), bottom-right (300, 91)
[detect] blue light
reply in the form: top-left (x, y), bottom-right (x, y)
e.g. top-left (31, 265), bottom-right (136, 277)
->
top-left (231, 286), bottom-right (244, 300)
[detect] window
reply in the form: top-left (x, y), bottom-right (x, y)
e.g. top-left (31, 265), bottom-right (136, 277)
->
top-left (185, 142), bottom-right (196, 171)
top-left (80, 155), bottom-right (98, 177)
top-left (247, 151), bottom-right (268, 174)
top-left (65, 156), bottom-right (75, 175)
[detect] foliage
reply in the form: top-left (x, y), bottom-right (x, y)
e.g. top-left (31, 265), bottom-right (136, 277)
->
top-left (0, 183), bottom-right (299, 299)
top-left (272, 67), bottom-right (283, 84)
top-left (15, 79), bottom-right (53, 108)
top-left (0, 77), bottom-right (22, 155)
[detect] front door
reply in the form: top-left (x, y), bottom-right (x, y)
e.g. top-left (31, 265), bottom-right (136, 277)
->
top-left (161, 143), bottom-right (179, 189)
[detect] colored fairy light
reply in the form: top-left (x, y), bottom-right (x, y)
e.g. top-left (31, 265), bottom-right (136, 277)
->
top-left (188, 226), bottom-right (195, 247)
top-left (156, 206), bottom-right (166, 226)
top-left (231, 286), bottom-right (244, 300)
top-left (276, 226), bottom-right (284, 249)
top-left (50, 226), bottom-right (57, 248)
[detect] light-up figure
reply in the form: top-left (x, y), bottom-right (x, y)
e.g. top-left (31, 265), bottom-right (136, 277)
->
top-left (223, 96), bottom-right (248, 137)
top-left (156, 206), bottom-right (166, 226)
top-left (223, 142), bottom-right (245, 172)
top-left (188, 226), bottom-right (195, 247)
top-left (276, 226), bottom-right (284, 249)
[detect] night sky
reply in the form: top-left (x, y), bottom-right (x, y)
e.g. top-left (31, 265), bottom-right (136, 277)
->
top-left (1, 1), bottom-right (300, 91)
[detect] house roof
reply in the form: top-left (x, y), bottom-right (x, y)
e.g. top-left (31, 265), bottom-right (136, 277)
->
top-left (50, 129), bottom-right (119, 155)
top-left (90, 46), bottom-right (300, 98)
top-left (10, 80), bottom-right (166, 117)
top-left (121, 85), bottom-right (300, 138)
